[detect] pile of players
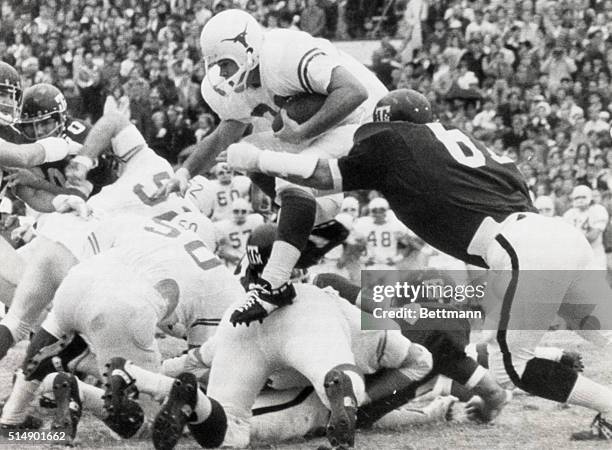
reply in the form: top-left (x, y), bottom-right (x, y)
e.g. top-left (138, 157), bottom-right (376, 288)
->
top-left (0, 8), bottom-right (610, 450)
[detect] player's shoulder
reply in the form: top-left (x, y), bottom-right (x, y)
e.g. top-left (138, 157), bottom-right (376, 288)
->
top-left (589, 203), bottom-right (609, 218)
top-left (354, 121), bottom-right (425, 144)
top-left (261, 29), bottom-right (335, 94)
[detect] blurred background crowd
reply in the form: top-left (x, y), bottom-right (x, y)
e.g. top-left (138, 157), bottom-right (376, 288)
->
top-left (2, 0), bottom-right (612, 279)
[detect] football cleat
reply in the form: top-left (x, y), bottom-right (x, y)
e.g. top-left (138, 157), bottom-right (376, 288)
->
top-left (571, 413), bottom-right (612, 440)
top-left (152, 372), bottom-right (198, 450)
top-left (50, 372), bottom-right (81, 444)
top-left (102, 357), bottom-right (144, 439)
top-left (230, 279), bottom-right (295, 326)
top-left (324, 369), bottom-right (357, 449)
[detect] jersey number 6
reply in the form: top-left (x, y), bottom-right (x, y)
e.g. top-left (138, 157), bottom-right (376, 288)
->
top-left (427, 123), bottom-right (512, 168)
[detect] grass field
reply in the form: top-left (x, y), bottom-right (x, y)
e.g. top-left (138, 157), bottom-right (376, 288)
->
top-left (0, 330), bottom-right (610, 449)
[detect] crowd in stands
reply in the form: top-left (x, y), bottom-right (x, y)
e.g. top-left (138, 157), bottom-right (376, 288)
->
top-left (2, 0), bottom-right (612, 269)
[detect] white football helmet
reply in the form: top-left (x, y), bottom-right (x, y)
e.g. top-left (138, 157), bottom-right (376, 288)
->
top-left (200, 9), bottom-right (263, 96)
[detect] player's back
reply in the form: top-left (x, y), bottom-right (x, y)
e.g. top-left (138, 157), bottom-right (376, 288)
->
top-left (87, 146), bottom-right (193, 219)
top-left (260, 29), bottom-right (387, 123)
top-left (350, 121), bottom-right (535, 267)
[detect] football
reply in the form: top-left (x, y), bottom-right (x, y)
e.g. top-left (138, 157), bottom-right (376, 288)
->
top-left (271, 93), bottom-right (327, 132)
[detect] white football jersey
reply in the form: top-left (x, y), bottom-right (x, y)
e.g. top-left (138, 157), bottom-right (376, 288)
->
top-left (352, 216), bottom-right (407, 264)
top-left (563, 205), bottom-right (609, 268)
top-left (86, 215), bottom-right (243, 346)
top-left (201, 29), bottom-right (387, 128)
top-left (211, 176), bottom-right (251, 221)
top-left (214, 213), bottom-right (265, 262)
top-left (186, 175), bottom-right (217, 218)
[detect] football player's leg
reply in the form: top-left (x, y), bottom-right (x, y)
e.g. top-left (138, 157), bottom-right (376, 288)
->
top-left (230, 183), bottom-right (317, 325)
top-left (0, 235), bottom-right (24, 287)
top-left (0, 238), bottom-right (77, 359)
top-left (206, 323), bottom-right (271, 448)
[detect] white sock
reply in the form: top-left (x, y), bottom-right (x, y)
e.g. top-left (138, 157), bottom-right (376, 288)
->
top-left (567, 375), bottom-right (612, 415)
top-left (125, 361), bottom-right (175, 400)
top-left (0, 370), bottom-right (39, 424)
top-left (191, 390), bottom-right (212, 424)
top-left (344, 371), bottom-right (366, 406)
top-left (76, 379), bottom-right (106, 419)
top-left (261, 241), bottom-right (301, 289)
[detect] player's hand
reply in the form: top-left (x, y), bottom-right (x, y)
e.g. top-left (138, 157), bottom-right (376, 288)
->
top-left (274, 109), bottom-right (306, 144)
top-left (154, 167), bottom-right (190, 199)
top-left (5, 168), bottom-right (39, 188)
top-left (65, 158), bottom-right (89, 185)
top-left (52, 194), bottom-right (92, 218)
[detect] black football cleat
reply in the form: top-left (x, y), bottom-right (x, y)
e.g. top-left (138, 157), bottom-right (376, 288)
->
top-left (571, 413), bottom-right (612, 440)
top-left (230, 279), bottom-right (295, 326)
top-left (50, 372), bottom-right (81, 445)
top-left (324, 369), bottom-right (357, 449)
top-left (152, 372), bottom-right (199, 450)
top-left (102, 357), bottom-right (144, 438)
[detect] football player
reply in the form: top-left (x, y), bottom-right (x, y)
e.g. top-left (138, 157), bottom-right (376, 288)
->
top-left (105, 223), bottom-right (432, 449)
top-left (229, 88), bottom-right (612, 440)
top-left (156, 9), bottom-right (387, 326)
top-left (209, 162), bottom-right (251, 221)
top-left (7, 83), bottom-right (117, 213)
top-left (3, 213), bottom-right (244, 443)
top-left (214, 197), bottom-right (264, 268)
top-left (0, 112), bottom-right (212, 368)
top-left (0, 63), bottom-right (72, 169)
top-left (351, 197), bottom-right (408, 269)
top-left (563, 185), bottom-right (609, 270)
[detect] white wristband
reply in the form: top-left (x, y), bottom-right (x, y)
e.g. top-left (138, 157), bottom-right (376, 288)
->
top-left (257, 150), bottom-right (319, 178)
top-left (38, 137), bottom-right (69, 163)
top-left (72, 155), bottom-right (97, 171)
top-left (227, 142), bottom-right (261, 172)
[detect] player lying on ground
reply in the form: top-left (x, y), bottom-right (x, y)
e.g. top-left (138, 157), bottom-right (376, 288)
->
top-left (0, 111), bottom-right (217, 362)
top-left (228, 87), bottom-right (612, 440)
top-left (2, 213), bottom-right (243, 444)
top-left (156, 8), bottom-right (388, 326)
top-left (92, 223), bottom-right (431, 450)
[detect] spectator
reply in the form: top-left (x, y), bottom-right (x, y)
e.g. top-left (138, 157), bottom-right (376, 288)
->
top-left (300, 0), bottom-right (326, 37)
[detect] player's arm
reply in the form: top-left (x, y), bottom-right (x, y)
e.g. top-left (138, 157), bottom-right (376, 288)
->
top-left (228, 126), bottom-right (390, 192)
top-left (278, 66), bottom-right (368, 143)
top-left (0, 137), bottom-right (69, 168)
top-left (157, 119), bottom-right (249, 198)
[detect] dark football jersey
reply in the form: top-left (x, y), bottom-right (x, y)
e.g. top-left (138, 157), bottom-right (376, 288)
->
top-left (37, 118), bottom-right (116, 196)
top-left (337, 122), bottom-right (536, 267)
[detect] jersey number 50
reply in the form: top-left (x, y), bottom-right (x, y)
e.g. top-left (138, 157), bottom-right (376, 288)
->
top-left (427, 123), bottom-right (512, 168)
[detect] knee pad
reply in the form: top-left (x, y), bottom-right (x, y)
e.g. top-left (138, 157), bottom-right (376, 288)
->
top-left (519, 357), bottom-right (578, 403)
top-left (188, 397), bottom-right (227, 448)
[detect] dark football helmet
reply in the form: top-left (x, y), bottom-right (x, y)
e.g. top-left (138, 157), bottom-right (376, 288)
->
top-left (0, 61), bottom-right (23, 125)
top-left (373, 88), bottom-right (433, 124)
top-left (19, 83), bottom-right (67, 141)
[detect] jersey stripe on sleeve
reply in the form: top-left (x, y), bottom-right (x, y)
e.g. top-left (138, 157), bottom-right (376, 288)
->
top-left (297, 48), bottom-right (326, 94)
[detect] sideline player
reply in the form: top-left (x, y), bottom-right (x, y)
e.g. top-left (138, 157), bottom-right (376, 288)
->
top-left (214, 197), bottom-right (264, 268)
top-left (209, 162), bottom-right (251, 221)
top-left (228, 88), bottom-right (612, 440)
top-left (156, 9), bottom-right (387, 325)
